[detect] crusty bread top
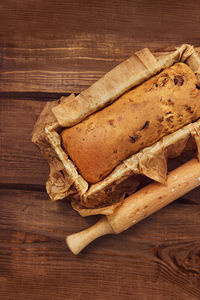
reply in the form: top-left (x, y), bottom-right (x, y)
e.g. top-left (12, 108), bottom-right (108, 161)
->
top-left (61, 63), bottom-right (200, 183)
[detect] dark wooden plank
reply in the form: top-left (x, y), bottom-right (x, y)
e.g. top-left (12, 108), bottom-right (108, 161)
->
top-left (0, 99), bottom-right (49, 186)
top-left (1, 0), bottom-right (200, 93)
top-left (0, 188), bottom-right (199, 300)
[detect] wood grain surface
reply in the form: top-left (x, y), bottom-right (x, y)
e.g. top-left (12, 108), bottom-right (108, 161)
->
top-left (0, 0), bottom-right (200, 299)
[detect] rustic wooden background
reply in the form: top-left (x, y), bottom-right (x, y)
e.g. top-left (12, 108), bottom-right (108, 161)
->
top-left (0, 1), bottom-right (200, 299)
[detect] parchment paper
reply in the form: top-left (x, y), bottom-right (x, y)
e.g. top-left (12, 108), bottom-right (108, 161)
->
top-left (32, 44), bottom-right (200, 216)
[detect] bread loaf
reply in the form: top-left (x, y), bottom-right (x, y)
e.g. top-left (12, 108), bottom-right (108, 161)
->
top-left (61, 63), bottom-right (200, 184)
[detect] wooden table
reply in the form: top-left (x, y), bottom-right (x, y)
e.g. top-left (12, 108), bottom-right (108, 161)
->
top-left (0, 1), bottom-right (200, 299)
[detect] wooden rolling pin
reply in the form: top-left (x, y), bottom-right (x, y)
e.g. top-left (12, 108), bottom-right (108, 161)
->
top-left (66, 158), bottom-right (200, 255)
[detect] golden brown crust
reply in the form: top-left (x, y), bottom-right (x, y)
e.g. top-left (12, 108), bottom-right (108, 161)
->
top-left (61, 63), bottom-right (200, 184)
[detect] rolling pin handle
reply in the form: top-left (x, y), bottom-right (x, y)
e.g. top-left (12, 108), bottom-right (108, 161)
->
top-left (66, 216), bottom-right (114, 255)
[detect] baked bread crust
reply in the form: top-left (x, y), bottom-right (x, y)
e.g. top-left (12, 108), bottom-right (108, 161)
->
top-left (32, 45), bottom-right (200, 214)
top-left (61, 63), bottom-right (200, 183)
